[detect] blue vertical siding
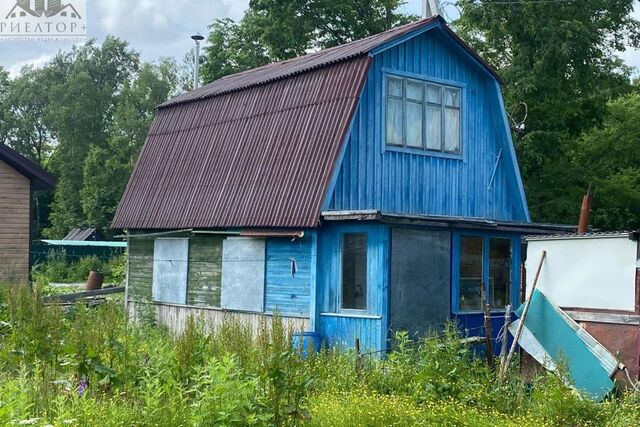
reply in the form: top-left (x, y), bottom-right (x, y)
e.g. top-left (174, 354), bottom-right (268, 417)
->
top-left (316, 223), bottom-right (390, 351)
top-left (325, 29), bottom-right (528, 222)
top-left (265, 235), bottom-right (313, 316)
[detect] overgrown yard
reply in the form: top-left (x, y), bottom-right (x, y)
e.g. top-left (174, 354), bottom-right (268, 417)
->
top-left (0, 286), bottom-right (639, 426)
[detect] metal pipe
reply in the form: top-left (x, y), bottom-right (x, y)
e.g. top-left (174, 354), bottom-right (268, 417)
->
top-left (191, 33), bottom-right (205, 89)
top-left (578, 186), bottom-right (593, 234)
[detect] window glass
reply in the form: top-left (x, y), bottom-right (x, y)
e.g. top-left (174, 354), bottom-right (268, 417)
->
top-left (386, 75), bottom-right (461, 154)
top-left (386, 97), bottom-right (403, 146)
top-left (425, 105), bottom-right (442, 150)
top-left (152, 238), bottom-right (189, 304)
top-left (406, 102), bottom-right (423, 148)
top-left (459, 236), bottom-right (483, 311)
top-left (444, 108), bottom-right (460, 153)
top-left (406, 80), bottom-right (423, 101)
top-left (387, 77), bottom-right (403, 97)
top-left (426, 84), bottom-right (441, 104)
top-left (444, 88), bottom-right (460, 107)
top-left (490, 239), bottom-right (511, 308)
top-left (342, 233), bottom-right (367, 310)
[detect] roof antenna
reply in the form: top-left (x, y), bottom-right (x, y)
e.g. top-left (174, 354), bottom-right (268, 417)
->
top-left (422, 0), bottom-right (441, 19)
top-left (191, 33), bottom-right (205, 90)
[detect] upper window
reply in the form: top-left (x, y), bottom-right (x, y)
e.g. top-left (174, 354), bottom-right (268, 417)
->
top-left (341, 233), bottom-right (368, 310)
top-left (386, 75), bottom-right (461, 154)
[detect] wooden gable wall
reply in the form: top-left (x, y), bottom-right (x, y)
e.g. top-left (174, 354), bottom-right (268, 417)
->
top-left (0, 159), bottom-right (30, 284)
top-left (325, 28), bottom-right (529, 222)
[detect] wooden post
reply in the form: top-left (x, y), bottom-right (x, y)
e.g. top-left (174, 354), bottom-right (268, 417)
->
top-left (499, 250), bottom-right (547, 380)
top-left (499, 304), bottom-right (512, 373)
top-left (480, 282), bottom-right (494, 369)
top-left (355, 338), bottom-right (362, 377)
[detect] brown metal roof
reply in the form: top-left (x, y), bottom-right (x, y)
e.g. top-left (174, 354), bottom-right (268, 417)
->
top-left (113, 16), bottom-right (502, 230)
top-left (112, 56), bottom-right (371, 229)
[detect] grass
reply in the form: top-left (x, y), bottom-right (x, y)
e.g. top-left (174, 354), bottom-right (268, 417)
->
top-left (0, 284), bottom-right (639, 426)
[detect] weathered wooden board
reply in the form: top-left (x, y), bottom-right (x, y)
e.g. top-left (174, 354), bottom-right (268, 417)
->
top-left (127, 301), bottom-right (309, 336)
top-left (0, 159), bottom-right (30, 284)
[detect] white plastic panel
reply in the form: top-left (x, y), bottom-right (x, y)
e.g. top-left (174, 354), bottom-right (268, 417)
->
top-left (221, 237), bottom-right (266, 312)
top-left (526, 236), bottom-right (637, 311)
top-left (152, 238), bottom-right (189, 304)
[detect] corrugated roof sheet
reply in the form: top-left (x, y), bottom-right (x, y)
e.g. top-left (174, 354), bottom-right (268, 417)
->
top-left (63, 228), bottom-right (97, 241)
top-left (525, 231), bottom-right (639, 241)
top-left (113, 16), bottom-right (502, 230)
top-left (112, 56), bottom-right (371, 229)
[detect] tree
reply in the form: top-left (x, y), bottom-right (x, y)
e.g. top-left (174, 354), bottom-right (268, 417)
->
top-left (455, 0), bottom-right (640, 224)
top-left (3, 67), bottom-right (55, 165)
top-left (81, 60), bottom-right (178, 235)
top-left (574, 93), bottom-right (640, 230)
top-left (45, 37), bottom-right (140, 237)
top-left (201, 0), bottom-right (414, 83)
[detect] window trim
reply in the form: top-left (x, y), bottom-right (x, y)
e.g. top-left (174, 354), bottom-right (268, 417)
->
top-left (382, 69), bottom-right (465, 159)
top-left (452, 232), bottom-right (519, 314)
top-left (339, 232), bottom-right (369, 313)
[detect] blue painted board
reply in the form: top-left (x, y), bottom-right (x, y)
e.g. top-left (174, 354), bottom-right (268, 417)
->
top-left (265, 236), bottom-right (313, 316)
top-left (324, 26), bottom-right (529, 222)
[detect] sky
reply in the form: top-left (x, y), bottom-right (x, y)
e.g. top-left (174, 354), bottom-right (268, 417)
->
top-left (0, 0), bottom-right (639, 78)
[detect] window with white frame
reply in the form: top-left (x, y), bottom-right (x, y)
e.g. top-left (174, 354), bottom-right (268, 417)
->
top-left (386, 75), bottom-right (461, 154)
top-left (152, 238), bottom-right (189, 304)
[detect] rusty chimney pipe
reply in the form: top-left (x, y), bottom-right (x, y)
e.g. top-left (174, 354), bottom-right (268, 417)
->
top-left (578, 185), bottom-right (593, 234)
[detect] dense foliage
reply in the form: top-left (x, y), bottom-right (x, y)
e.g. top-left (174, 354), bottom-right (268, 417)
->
top-left (32, 252), bottom-right (126, 285)
top-left (455, 0), bottom-right (640, 227)
top-left (0, 39), bottom-right (182, 238)
top-left (200, 0), bottom-right (415, 82)
top-left (0, 286), bottom-right (640, 426)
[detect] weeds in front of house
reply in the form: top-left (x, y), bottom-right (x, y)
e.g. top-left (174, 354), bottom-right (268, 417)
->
top-left (0, 285), bottom-right (638, 426)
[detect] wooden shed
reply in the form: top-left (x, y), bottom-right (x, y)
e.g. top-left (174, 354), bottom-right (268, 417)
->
top-left (113, 17), bottom-right (571, 351)
top-left (0, 144), bottom-right (56, 284)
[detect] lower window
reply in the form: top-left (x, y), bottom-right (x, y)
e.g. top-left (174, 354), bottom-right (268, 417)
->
top-left (341, 233), bottom-right (368, 310)
top-left (457, 235), bottom-right (513, 312)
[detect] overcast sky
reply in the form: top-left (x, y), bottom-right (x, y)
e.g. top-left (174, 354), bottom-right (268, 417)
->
top-left (1, 0), bottom-right (639, 78)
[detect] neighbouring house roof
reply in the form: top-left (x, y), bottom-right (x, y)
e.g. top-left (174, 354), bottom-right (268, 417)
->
top-left (112, 16), bottom-right (501, 230)
top-left (63, 228), bottom-right (98, 241)
top-left (0, 144), bottom-right (56, 191)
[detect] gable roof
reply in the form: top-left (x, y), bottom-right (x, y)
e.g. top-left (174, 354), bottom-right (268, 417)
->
top-left (112, 17), bottom-right (500, 230)
top-left (162, 16), bottom-right (499, 110)
top-left (0, 144), bottom-right (56, 191)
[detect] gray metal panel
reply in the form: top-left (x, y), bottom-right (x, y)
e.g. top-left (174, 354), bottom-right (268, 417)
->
top-left (152, 238), bottom-right (189, 304)
top-left (221, 237), bottom-right (266, 312)
top-left (390, 228), bottom-right (451, 337)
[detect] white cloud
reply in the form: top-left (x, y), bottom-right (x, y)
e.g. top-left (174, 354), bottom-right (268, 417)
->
top-left (7, 53), bottom-right (53, 78)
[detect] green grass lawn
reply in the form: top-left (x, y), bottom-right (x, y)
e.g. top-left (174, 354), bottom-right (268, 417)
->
top-left (1, 285), bottom-right (639, 426)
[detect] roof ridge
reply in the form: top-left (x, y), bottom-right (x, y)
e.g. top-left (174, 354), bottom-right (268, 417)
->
top-left (160, 16), bottom-right (442, 109)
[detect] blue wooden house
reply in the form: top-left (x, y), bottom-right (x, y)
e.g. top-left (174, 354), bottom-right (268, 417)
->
top-left (113, 17), bottom-right (563, 351)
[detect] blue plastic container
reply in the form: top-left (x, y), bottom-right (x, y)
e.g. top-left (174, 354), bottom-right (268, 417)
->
top-left (292, 331), bottom-right (322, 357)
